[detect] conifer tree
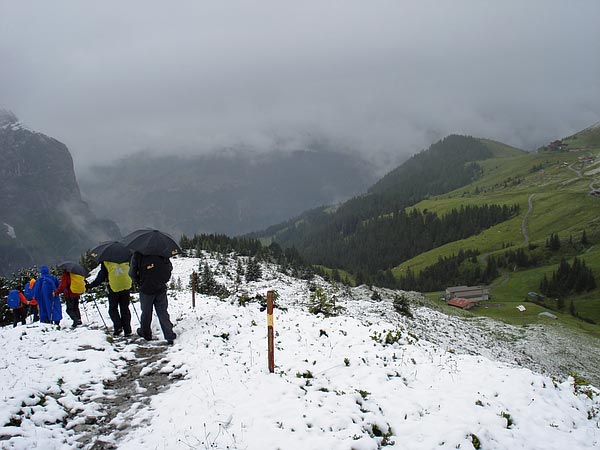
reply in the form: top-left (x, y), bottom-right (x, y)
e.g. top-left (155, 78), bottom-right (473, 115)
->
top-left (235, 259), bottom-right (244, 285)
top-left (331, 268), bottom-right (341, 283)
top-left (199, 263), bottom-right (217, 295)
top-left (581, 229), bottom-right (589, 246)
top-left (79, 249), bottom-right (98, 274)
top-left (245, 257), bottom-right (262, 282)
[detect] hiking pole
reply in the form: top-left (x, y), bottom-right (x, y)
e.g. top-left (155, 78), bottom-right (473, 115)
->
top-left (81, 294), bottom-right (90, 323)
top-left (131, 297), bottom-right (141, 325)
top-left (91, 296), bottom-right (108, 331)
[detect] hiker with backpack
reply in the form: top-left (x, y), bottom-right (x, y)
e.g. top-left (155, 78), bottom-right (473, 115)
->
top-left (23, 278), bottom-right (39, 322)
top-left (87, 260), bottom-right (133, 336)
top-left (33, 265), bottom-right (61, 326)
top-left (7, 289), bottom-right (31, 327)
top-left (129, 251), bottom-right (177, 345)
top-left (55, 270), bottom-right (85, 328)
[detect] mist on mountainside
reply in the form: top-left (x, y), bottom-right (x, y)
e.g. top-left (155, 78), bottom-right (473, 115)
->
top-left (0, 110), bottom-right (119, 275)
top-left (80, 147), bottom-right (378, 237)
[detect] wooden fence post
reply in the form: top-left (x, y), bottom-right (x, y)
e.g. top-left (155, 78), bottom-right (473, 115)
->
top-left (191, 270), bottom-right (196, 309)
top-left (267, 290), bottom-right (275, 373)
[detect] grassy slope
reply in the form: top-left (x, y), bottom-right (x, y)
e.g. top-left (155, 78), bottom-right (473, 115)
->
top-left (395, 135), bottom-right (600, 334)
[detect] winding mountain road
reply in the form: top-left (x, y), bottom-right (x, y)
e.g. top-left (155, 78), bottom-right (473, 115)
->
top-left (521, 193), bottom-right (535, 245)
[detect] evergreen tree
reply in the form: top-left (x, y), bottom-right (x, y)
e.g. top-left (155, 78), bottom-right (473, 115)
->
top-left (235, 259), bottom-right (244, 285)
top-left (79, 249), bottom-right (99, 274)
top-left (539, 274), bottom-right (549, 295)
top-left (392, 293), bottom-right (413, 318)
top-left (245, 257), bottom-right (262, 282)
top-left (546, 233), bottom-right (561, 251)
top-left (331, 268), bottom-right (341, 283)
top-left (539, 257), bottom-right (596, 297)
top-left (581, 229), bottom-right (589, 246)
top-left (199, 263), bottom-right (217, 295)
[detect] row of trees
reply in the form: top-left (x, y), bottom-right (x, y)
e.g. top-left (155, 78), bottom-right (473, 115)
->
top-left (497, 248), bottom-right (540, 270)
top-left (394, 250), bottom-right (499, 292)
top-left (180, 233), bottom-right (314, 280)
top-left (281, 203), bottom-right (518, 277)
top-left (539, 257), bottom-right (596, 298)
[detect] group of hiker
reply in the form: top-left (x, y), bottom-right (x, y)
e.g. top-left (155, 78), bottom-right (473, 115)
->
top-left (6, 230), bottom-right (181, 345)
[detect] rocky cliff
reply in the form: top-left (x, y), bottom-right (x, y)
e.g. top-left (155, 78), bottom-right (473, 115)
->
top-left (0, 110), bottom-right (119, 275)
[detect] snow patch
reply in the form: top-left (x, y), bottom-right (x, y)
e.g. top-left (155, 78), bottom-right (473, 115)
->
top-left (1, 254), bottom-right (599, 449)
top-left (3, 222), bottom-right (16, 239)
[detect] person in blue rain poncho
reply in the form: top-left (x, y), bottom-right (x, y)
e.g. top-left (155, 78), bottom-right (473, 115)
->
top-left (33, 265), bottom-right (62, 326)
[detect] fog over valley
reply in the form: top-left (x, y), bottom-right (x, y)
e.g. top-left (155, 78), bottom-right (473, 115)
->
top-left (1, 0), bottom-right (599, 172)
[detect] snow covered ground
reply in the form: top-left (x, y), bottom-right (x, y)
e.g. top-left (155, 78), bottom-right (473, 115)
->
top-left (1, 254), bottom-right (599, 449)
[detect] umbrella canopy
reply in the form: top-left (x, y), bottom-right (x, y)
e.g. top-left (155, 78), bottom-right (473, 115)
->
top-left (57, 261), bottom-right (87, 276)
top-left (121, 229), bottom-right (182, 258)
top-left (89, 241), bottom-right (132, 263)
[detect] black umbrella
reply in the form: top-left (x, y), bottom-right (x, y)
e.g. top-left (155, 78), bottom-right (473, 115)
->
top-left (57, 261), bottom-right (87, 276)
top-left (89, 241), bottom-right (132, 263)
top-left (121, 229), bottom-right (182, 258)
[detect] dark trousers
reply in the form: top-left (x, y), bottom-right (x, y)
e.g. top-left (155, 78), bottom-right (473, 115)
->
top-left (29, 305), bottom-right (39, 322)
top-left (65, 295), bottom-right (82, 324)
top-left (108, 290), bottom-right (132, 334)
top-left (139, 290), bottom-right (175, 341)
top-left (13, 307), bottom-right (27, 327)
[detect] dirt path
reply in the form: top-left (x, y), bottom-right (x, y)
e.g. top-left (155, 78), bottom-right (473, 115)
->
top-left (75, 338), bottom-right (179, 449)
top-left (521, 193), bottom-right (535, 245)
top-left (567, 162), bottom-right (582, 177)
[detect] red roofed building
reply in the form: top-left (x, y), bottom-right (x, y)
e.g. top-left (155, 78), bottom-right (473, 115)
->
top-left (447, 297), bottom-right (480, 310)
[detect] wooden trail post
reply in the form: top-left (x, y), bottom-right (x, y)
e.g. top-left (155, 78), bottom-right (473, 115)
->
top-left (191, 270), bottom-right (196, 309)
top-left (267, 290), bottom-right (275, 373)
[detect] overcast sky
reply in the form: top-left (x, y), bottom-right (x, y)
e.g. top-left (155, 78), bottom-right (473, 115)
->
top-left (1, 1), bottom-right (599, 170)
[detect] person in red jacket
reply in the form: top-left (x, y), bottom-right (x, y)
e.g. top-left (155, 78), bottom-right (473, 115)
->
top-left (54, 271), bottom-right (82, 328)
top-left (23, 278), bottom-right (39, 322)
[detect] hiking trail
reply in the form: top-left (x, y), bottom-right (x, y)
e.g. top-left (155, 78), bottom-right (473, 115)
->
top-left (521, 193), bottom-right (535, 245)
top-left (75, 338), bottom-right (182, 449)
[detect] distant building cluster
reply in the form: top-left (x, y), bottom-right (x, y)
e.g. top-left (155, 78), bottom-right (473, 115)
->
top-left (442, 285), bottom-right (489, 309)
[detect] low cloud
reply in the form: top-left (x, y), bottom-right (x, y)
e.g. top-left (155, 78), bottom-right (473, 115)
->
top-left (1, 1), bottom-right (599, 171)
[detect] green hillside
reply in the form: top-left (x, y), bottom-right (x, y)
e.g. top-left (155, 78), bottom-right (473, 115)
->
top-left (252, 126), bottom-right (600, 333)
top-left (397, 129), bottom-right (600, 333)
top-left (254, 135), bottom-right (517, 275)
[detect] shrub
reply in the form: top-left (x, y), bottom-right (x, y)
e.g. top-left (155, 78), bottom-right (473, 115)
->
top-left (393, 294), bottom-right (413, 318)
top-left (308, 288), bottom-right (340, 317)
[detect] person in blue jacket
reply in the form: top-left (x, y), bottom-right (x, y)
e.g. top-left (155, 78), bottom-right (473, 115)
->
top-left (33, 265), bottom-right (61, 327)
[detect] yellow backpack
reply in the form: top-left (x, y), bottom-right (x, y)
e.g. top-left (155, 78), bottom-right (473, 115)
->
top-left (104, 261), bottom-right (132, 292)
top-left (70, 273), bottom-right (86, 294)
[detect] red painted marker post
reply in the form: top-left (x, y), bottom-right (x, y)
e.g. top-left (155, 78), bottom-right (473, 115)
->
top-left (267, 290), bottom-right (275, 373)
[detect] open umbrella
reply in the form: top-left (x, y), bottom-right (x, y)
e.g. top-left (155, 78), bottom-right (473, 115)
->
top-left (57, 261), bottom-right (87, 276)
top-left (121, 229), bottom-right (182, 258)
top-left (89, 241), bottom-right (132, 263)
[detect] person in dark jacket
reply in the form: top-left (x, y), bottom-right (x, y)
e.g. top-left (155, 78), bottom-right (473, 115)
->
top-left (10, 290), bottom-right (30, 327)
top-left (55, 271), bottom-right (83, 328)
top-left (88, 260), bottom-right (133, 336)
top-left (33, 265), bottom-right (61, 326)
top-left (129, 251), bottom-right (176, 344)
